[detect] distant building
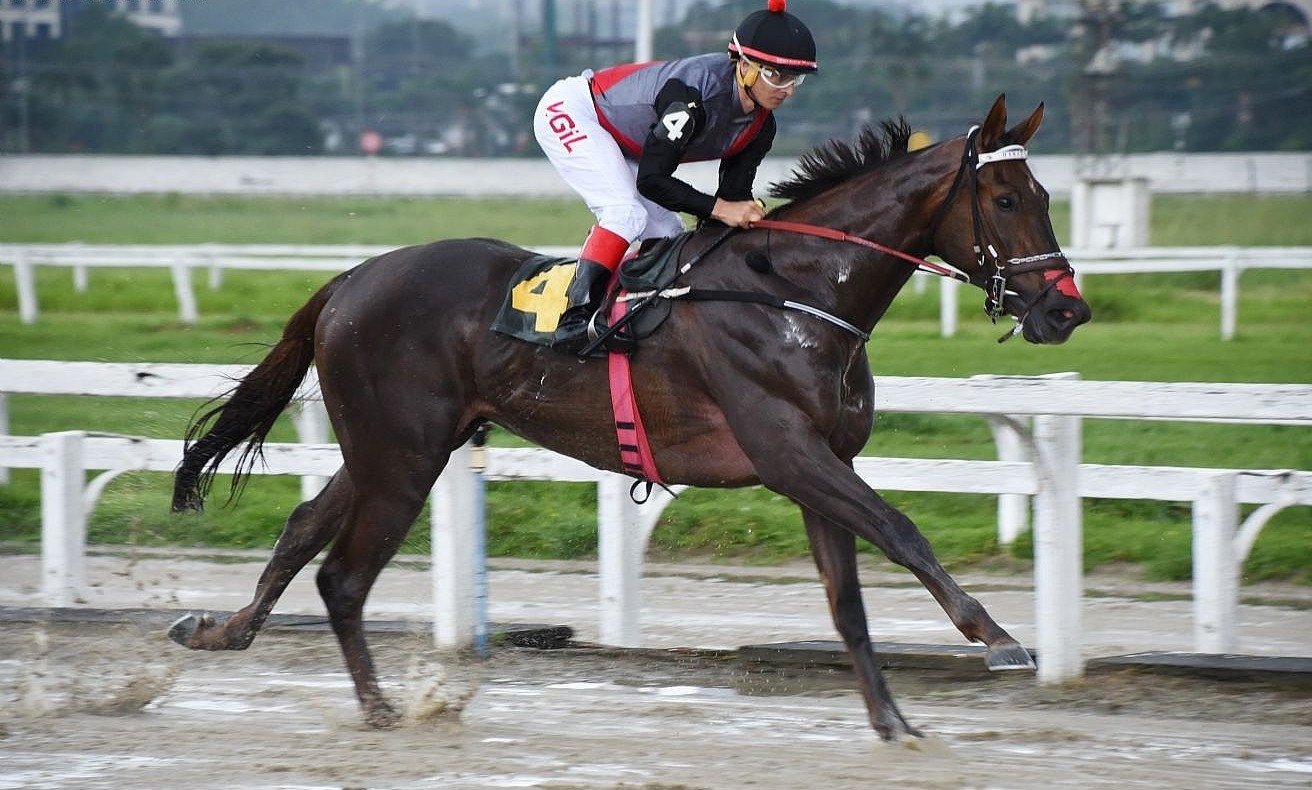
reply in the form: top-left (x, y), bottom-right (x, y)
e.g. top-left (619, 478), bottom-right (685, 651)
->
top-left (0, 0), bottom-right (181, 42)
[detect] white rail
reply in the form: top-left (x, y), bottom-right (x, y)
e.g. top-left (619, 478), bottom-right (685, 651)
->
top-left (2, 359), bottom-right (1310, 682)
top-left (4, 243), bottom-right (1311, 340)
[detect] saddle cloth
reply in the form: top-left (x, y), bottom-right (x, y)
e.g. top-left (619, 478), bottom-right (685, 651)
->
top-left (490, 233), bottom-right (691, 349)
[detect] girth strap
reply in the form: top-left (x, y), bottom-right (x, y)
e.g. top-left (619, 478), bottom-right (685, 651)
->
top-left (606, 290), bottom-right (663, 485)
top-left (672, 288), bottom-right (869, 340)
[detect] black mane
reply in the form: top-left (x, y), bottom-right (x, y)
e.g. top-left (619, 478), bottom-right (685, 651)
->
top-left (769, 118), bottom-right (915, 204)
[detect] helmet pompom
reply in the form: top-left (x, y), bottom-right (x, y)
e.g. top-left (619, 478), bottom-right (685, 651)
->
top-left (768, 0), bottom-right (787, 11)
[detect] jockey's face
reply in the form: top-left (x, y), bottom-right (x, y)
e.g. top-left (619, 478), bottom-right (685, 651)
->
top-left (738, 60), bottom-right (799, 112)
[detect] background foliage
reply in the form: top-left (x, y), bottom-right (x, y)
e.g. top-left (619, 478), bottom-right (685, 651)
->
top-left (2, 1), bottom-right (1309, 155)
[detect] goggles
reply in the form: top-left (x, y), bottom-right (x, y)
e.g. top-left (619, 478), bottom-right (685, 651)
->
top-left (750, 60), bottom-right (807, 89)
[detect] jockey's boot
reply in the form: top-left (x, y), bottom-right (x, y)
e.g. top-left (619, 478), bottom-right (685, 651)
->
top-left (552, 225), bottom-right (631, 354)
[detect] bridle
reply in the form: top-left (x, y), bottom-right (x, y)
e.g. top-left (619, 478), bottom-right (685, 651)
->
top-left (753, 124), bottom-right (1077, 338)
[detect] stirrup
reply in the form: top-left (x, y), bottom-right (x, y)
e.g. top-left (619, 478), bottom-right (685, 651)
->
top-left (582, 311), bottom-right (635, 356)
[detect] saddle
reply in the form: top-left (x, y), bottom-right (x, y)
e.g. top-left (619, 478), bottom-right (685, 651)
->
top-left (491, 233), bottom-right (693, 354)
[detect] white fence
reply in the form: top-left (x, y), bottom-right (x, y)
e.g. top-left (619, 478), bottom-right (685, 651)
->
top-left (5, 243), bottom-right (1311, 340)
top-left (2, 359), bottom-right (1310, 682)
top-left (3, 152), bottom-right (1311, 198)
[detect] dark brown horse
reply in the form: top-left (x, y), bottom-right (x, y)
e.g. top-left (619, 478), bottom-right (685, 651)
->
top-left (169, 95), bottom-right (1090, 741)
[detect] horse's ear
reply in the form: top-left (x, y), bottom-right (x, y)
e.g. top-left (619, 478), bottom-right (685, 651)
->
top-left (1005, 102), bottom-right (1045, 147)
top-left (978, 94), bottom-right (1008, 150)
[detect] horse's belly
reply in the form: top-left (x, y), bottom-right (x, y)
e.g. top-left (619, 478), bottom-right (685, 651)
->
top-left (485, 385), bottom-right (758, 488)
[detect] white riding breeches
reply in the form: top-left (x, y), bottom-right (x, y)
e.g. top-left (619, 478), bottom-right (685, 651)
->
top-left (534, 74), bottom-right (687, 244)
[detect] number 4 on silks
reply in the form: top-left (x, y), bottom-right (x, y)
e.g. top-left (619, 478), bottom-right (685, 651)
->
top-left (657, 100), bottom-right (696, 143)
top-left (510, 262), bottom-right (577, 332)
top-left (662, 108), bottom-right (691, 141)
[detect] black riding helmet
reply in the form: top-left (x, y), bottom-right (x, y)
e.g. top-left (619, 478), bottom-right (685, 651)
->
top-left (728, 0), bottom-right (818, 74)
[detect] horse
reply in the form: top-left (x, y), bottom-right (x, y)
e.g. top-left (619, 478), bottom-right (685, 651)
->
top-left (168, 94), bottom-right (1091, 741)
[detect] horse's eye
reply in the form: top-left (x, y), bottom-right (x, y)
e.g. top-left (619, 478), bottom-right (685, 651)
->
top-left (996, 194), bottom-right (1017, 212)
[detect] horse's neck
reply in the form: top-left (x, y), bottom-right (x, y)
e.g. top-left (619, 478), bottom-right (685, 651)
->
top-left (783, 157), bottom-right (955, 329)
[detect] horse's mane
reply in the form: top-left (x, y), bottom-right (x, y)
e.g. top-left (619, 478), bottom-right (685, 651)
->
top-left (769, 117), bottom-right (914, 204)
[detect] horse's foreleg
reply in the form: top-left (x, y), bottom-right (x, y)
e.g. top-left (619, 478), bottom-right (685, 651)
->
top-left (802, 508), bottom-right (921, 741)
top-left (857, 492), bottom-right (1035, 671)
top-left (762, 449), bottom-right (1033, 672)
top-left (169, 471), bottom-right (353, 652)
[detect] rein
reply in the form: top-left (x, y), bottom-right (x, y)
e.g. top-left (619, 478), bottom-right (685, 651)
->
top-left (749, 219), bottom-right (970, 283)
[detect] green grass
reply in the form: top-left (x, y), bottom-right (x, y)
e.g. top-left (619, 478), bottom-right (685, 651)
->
top-left (1, 193), bottom-right (1309, 584)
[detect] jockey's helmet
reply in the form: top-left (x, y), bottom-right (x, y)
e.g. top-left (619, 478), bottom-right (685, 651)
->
top-left (728, 0), bottom-right (818, 74)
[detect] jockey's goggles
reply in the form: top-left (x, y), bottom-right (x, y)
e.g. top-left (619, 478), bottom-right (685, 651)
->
top-left (748, 59), bottom-right (807, 89)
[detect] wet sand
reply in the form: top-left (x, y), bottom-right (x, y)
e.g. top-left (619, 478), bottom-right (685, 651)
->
top-left (1, 550), bottom-right (1309, 789)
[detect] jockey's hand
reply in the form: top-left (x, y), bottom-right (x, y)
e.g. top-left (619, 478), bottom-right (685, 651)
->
top-left (711, 198), bottom-right (766, 229)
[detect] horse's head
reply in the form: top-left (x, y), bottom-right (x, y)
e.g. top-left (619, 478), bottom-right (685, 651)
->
top-left (929, 95), bottom-right (1092, 344)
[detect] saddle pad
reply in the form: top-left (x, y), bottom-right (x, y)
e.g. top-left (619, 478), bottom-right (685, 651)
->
top-left (491, 255), bottom-right (581, 346)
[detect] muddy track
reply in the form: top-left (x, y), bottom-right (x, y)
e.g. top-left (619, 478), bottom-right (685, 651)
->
top-left (2, 621), bottom-right (1309, 790)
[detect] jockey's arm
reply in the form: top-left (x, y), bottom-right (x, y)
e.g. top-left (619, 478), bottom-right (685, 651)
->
top-left (714, 116), bottom-right (775, 227)
top-left (634, 80), bottom-right (717, 219)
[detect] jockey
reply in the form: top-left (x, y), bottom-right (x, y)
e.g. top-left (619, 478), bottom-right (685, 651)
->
top-left (532, 0), bottom-right (818, 352)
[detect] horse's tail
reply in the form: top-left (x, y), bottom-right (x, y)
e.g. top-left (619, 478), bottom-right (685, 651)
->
top-left (171, 273), bottom-right (345, 512)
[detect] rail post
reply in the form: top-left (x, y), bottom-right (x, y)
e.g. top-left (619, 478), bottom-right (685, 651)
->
top-left (40, 430), bottom-right (87, 607)
top-left (1192, 473), bottom-right (1239, 653)
top-left (169, 261), bottom-right (199, 325)
top-left (15, 252), bottom-right (39, 324)
top-left (986, 415), bottom-right (1031, 545)
top-left (431, 441), bottom-right (478, 650)
top-left (1220, 253), bottom-right (1240, 341)
top-left (1031, 372), bottom-right (1083, 683)
top-left (598, 474), bottom-right (644, 647)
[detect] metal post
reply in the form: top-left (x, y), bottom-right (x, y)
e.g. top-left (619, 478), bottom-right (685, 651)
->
top-left (939, 277), bottom-right (959, 337)
top-left (470, 428), bottom-right (490, 657)
top-left (634, 0), bottom-right (653, 62)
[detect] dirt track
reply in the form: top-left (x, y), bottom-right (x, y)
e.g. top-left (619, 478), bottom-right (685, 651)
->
top-left (1, 552), bottom-right (1310, 789)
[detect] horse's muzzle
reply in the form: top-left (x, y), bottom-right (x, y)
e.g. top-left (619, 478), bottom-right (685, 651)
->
top-left (1019, 292), bottom-right (1092, 344)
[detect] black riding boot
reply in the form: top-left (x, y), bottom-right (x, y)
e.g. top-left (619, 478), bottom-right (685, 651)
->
top-left (551, 258), bottom-right (613, 354)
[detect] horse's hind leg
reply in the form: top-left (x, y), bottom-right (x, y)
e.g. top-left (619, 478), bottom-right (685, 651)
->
top-left (169, 471), bottom-right (353, 651)
top-left (314, 464), bottom-right (441, 728)
top-left (802, 508), bottom-right (921, 741)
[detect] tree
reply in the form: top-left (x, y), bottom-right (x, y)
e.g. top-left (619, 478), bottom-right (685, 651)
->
top-left (159, 40), bottom-right (323, 155)
top-left (18, 3), bottom-right (173, 152)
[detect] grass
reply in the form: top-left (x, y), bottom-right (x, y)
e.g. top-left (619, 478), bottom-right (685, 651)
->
top-left (1, 193), bottom-right (1309, 585)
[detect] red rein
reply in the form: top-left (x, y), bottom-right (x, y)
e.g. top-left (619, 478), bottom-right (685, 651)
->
top-left (749, 219), bottom-right (966, 281)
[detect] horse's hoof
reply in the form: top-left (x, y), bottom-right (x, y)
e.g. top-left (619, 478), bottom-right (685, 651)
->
top-left (364, 703), bottom-right (403, 729)
top-left (167, 612), bottom-right (214, 647)
top-left (986, 641), bottom-right (1037, 671)
top-left (875, 716), bottom-right (924, 742)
